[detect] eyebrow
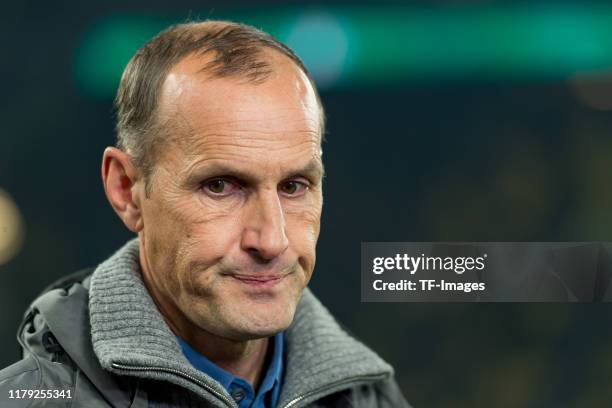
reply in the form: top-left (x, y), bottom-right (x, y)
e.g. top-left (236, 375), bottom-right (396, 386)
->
top-left (186, 158), bottom-right (325, 184)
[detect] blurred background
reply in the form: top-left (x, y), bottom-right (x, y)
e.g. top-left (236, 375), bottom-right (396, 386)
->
top-left (2, 0), bottom-right (612, 406)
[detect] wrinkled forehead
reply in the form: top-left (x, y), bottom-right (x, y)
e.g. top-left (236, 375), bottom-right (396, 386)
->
top-left (157, 50), bottom-right (322, 152)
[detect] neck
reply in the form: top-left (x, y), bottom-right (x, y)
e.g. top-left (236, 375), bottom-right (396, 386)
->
top-left (179, 329), bottom-right (270, 389)
top-left (138, 243), bottom-right (270, 388)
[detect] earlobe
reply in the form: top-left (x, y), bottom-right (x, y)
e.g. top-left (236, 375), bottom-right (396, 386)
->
top-left (102, 147), bottom-right (144, 233)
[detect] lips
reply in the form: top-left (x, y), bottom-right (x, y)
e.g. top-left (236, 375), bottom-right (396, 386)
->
top-left (226, 273), bottom-right (288, 287)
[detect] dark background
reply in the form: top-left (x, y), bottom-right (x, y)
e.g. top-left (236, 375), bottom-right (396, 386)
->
top-left (2, 1), bottom-right (612, 406)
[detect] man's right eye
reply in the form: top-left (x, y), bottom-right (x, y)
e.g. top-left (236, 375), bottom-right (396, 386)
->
top-left (202, 179), bottom-right (240, 196)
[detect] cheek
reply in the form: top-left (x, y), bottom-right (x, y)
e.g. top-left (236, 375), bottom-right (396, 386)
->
top-left (181, 221), bottom-right (241, 261)
top-left (169, 200), bottom-right (242, 261)
top-left (286, 206), bottom-right (321, 258)
top-left (152, 190), bottom-right (237, 237)
top-left (169, 218), bottom-right (244, 299)
top-left (143, 193), bottom-right (242, 275)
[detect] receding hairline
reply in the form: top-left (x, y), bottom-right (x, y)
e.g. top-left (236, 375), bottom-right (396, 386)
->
top-left (156, 46), bottom-right (323, 136)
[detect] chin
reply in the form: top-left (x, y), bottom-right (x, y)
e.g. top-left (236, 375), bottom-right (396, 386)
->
top-left (227, 303), bottom-right (296, 340)
top-left (185, 285), bottom-right (303, 340)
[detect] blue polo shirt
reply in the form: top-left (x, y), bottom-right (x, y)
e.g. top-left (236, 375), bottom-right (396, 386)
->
top-left (176, 333), bottom-right (284, 408)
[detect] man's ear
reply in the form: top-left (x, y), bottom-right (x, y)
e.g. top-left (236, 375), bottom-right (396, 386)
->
top-left (102, 147), bottom-right (144, 233)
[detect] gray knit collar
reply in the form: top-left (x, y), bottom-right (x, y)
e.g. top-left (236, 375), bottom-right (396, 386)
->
top-left (89, 239), bottom-right (392, 407)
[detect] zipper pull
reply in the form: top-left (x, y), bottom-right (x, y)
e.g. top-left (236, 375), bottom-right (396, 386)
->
top-left (42, 331), bottom-right (63, 361)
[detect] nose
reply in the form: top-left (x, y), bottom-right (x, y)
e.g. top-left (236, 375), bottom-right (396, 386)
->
top-left (240, 188), bottom-right (289, 261)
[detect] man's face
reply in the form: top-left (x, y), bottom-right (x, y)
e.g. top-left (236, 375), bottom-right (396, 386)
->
top-left (136, 51), bottom-right (323, 341)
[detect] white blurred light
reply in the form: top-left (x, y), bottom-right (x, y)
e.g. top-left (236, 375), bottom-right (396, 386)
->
top-left (283, 11), bottom-right (351, 88)
top-left (0, 189), bottom-right (24, 265)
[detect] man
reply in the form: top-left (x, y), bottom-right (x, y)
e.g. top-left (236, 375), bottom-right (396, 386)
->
top-left (0, 21), bottom-right (409, 407)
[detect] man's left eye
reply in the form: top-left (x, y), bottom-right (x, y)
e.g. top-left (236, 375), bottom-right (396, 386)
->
top-left (202, 179), bottom-right (240, 196)
top-left (279, 180), bottom-right (308, 196)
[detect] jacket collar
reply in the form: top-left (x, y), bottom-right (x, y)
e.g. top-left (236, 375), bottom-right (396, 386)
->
top-left (85, 239), bottom-right (392, 407)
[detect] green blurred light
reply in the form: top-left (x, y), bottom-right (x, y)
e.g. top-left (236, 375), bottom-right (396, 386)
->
top-left (74, 16), bottom-right (167, 99)
top-left (74, 11), bottom-right (292, 98)
top-left (280, 11), bottom-right (355, 88)
top-left (345, 5), bottom-right (612, 84)
top-left (74, 5), bottom-right (612, 98)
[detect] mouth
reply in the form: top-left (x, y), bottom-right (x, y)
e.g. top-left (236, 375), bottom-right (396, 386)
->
top-left (225, 273), bottom-right (289, 288)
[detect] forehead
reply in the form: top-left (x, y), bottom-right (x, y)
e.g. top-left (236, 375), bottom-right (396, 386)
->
top-left (157, 51), bottom-right (322, 157)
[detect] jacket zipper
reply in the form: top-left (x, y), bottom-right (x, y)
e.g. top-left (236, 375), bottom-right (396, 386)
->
top-left (111, 362), bottom-right (237, 408)
top-left (280, 373), bottom-right (389, 408)
top-left (113, 362), bottom-right (388, 408)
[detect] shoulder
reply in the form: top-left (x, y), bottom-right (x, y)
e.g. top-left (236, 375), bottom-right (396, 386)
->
top-left (315, 376), bottom-right (412, 408)
top-left (0, 356), bottom-right (62, 408)
top-left (0, 356), bottom-right (40, 386)
top-left (370, 376), bottom-right (411, 408)
top-left (0, 358), bottom-right (38, 408)
top-left (288, 290), bottom-right (411, 406)
top-left (0, 268), bottom-right (98, 407)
